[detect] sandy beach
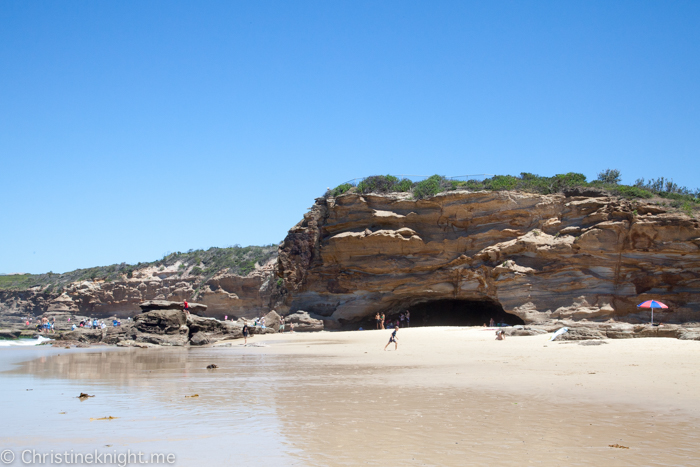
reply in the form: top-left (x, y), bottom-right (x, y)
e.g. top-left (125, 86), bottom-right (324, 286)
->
top-left (1, 327), bottom-right (699, 466)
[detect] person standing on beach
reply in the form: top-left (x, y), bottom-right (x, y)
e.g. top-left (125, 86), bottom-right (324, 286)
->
top-left (279, 317), bottom-right (285, 333)
top-left (242, 322), bottom-right (250, 344)
top-left (400, 312), bottom-right (405, 328)
top-left (380, 313), bottom-right (386, 329)
top-left (384, 327), bottom-right (398, 351)
top-left (375, 312), bottom-right (381, 329)
top-left (405, 310), bottom-right (410, 327)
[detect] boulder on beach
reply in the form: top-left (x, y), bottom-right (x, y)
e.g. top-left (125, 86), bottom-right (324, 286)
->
top-left (284, 311), bottom-right (324, 332)
top-left (264, 310), bottom-right (282, 332)
top-left (134, 309), bottom-right (187, 334)
top-left (190, 332), bottom-right (211, 346)
top-left (552, 327), bottom-right (606, 341)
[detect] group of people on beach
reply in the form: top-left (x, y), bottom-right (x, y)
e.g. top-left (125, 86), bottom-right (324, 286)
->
top-left (375, 310), bottom-right (410, 329)
top-left (27, 315), bottom-right (126, 333)
top-left (240, 316), bottom-right (294, 344)
top-left (75, 318), bottom-right (117, 330)
top-left (32, 317), bottom-right (55, 333)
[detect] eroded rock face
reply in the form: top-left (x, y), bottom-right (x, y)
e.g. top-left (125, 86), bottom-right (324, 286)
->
top-left (0, 263), bottom-right (276, 326)
top-left (277, 191), bottom-right (700, 325)
top-left (4, 190), bottom-right (699, 329)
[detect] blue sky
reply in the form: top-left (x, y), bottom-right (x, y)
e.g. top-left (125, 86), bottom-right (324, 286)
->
top-left (1, 0), bottom-right (699, 273)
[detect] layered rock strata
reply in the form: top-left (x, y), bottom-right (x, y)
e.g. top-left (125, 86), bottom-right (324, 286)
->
top-left (277, 191), bottom-right (700, 325)
top-left (2, 189), bottom-right (699, 330)
top-left (0, 261), bottom-right (277, 326)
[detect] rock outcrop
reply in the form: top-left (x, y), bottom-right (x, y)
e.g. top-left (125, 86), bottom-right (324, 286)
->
top-left (284, 311), bottom-right (324, 332)
top-left (277, 191), bottom-right (700, 325)
top-left (2, 189), bottom-right (699, 331)
top-left (0, 262), bottom-right (277, 327)
top-left (55, 301), bottom-right (277, 347)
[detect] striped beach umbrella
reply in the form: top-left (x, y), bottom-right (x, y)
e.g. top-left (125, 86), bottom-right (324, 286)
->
top-left (637, 300), bottom-right (669, 325)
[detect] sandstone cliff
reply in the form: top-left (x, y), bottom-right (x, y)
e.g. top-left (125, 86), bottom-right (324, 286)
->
top-left (3, 190), bottom-right (699, 329)
top-left (0, 257), bottom-right (278, 327)
top-left (277, 191), bottom-right (700, 325)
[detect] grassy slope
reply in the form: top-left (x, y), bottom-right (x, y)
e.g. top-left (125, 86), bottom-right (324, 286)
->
top-left (0, 245), bottom-right (278, 292)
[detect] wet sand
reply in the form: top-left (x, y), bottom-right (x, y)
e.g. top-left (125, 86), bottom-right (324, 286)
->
top-left (1, 327), bottom-right (699, 466)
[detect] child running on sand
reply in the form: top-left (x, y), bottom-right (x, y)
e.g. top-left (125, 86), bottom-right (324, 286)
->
top-left (384, 327), bottom-right (398, 351)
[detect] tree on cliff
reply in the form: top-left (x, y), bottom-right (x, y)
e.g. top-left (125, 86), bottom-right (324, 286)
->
top-left (597, 169), bottom-right (622, 185)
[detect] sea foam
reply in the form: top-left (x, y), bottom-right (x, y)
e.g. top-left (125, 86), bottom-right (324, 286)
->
top-left (0, 336), bottom-right (53, 347)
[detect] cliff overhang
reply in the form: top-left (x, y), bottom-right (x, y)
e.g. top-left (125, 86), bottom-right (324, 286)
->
top-left (277, 190), bottom-right (700, 325)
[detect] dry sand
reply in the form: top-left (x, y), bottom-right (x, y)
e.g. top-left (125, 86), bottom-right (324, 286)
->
top-left (248, 326), bottom-right (700, 413)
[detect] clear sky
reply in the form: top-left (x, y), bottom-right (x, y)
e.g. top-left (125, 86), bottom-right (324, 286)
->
top-left (1, 0), bottom-right (699, 274)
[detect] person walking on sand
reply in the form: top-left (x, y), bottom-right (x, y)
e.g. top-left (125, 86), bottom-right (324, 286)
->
top-left (242, 322), bottom-right (250, 344)
top-left (384, 327), bottom-right (398, 351)
top-left (182, 299), bottom-right (190, 316)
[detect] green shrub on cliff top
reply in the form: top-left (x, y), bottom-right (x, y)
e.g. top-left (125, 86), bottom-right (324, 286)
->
top-left (610, 185), bottom-right (654, 199)
top-left (356, 175), bottom-right (413, 194)
top-left (328, 170), bottom-right (699, 202)
top-left (330, 183), bottom-right (353, 197)
top-left (413, 175), bottom-right (450, 199)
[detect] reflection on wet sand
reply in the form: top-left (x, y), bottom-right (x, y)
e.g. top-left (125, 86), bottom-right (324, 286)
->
top-left (2, 348), bottom-right (296, 466)
top-left (3, 347), bottom-right (700, 466)
top-left (275, 360), bottom-right (700, 466)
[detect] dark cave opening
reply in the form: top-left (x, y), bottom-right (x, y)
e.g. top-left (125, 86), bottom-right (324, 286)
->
top-left (360, 299), bottom-right (524, 329)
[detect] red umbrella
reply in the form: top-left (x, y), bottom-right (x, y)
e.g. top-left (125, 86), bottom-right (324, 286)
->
top-left (637, 300), bottom-right (669, 325)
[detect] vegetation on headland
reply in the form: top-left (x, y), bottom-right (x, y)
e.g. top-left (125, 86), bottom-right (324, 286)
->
top-left (0, 245), bottom-right (278, 292)
top-left (327, 171), bottom-right (700, 209)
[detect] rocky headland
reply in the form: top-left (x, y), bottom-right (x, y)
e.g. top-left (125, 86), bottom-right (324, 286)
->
top-left (2, 185), bottom-right (700, 345)
top-left (277, 189), bottom-right (700, 328)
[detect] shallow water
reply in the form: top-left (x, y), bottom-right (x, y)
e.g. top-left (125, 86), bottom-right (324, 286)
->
top-left (1, 345), bottom-right (698, 466)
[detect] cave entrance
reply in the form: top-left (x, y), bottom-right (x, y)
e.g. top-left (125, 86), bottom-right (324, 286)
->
top-left (391, 299), bottom-right (524, 328)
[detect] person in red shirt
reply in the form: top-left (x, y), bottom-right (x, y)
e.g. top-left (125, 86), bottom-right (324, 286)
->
top-left (182, 300), bottom-right (190, 316)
